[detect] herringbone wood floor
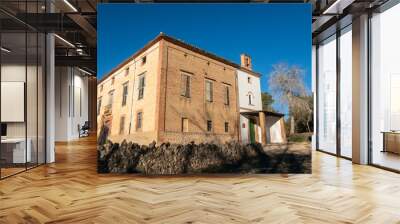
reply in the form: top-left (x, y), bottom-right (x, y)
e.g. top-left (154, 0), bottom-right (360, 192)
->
top-left (0, 136), bottom-right (400, 224)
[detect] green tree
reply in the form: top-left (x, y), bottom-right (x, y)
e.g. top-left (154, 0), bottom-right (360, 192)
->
top-left (261, 92), bottom-right (274, 111)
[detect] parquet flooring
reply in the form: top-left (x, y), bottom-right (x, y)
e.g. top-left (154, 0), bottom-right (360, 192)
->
top-left (1, 136), bottom-right (400, 223)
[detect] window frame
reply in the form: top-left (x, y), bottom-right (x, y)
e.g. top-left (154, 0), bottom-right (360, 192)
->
top-left (207, 120), bottom-right (213, 132)
top-left (224, 85), bottom-right (230, 105)
top-left (248, 93), bottom-right (253, 105)
top-left (181, 117), bottom-right (189, 132)
top-left (122, 82), bottom-right (129, 106)
top-left (138, 73), bottom-right (146, 100)
top-left (119, 116), bottom-right (126, 134)
top-left (97, 97), bottom-right (102, 115)
top-left (181, 73), bottom-right (191, 98)
top-left (136, 111), bottom-right (143, 130)
top-left (205, 79), bottom-right (214, 103)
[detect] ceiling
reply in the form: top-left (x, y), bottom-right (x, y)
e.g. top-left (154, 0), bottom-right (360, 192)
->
top-left (0, 0), bottom-right (395, 74)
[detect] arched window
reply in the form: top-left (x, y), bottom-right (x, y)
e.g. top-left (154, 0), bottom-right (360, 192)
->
top-left (247, 92), bottom-right (254, 105)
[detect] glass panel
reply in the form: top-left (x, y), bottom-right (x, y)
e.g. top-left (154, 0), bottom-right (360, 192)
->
top-left (27, 30), bottom-right (38, 169)
top-left (0, 1), bottom-right (46, 179)
top-left (1, 30), bottom-right (27, 177)
top-left (371, 4), bottom-right (400, 171)
top-left (317, 35), bottom-right (337, 154)
top-left (38, 32), bottom-right (45, 165)
top-left (340, 26), bottom-right (352, 158)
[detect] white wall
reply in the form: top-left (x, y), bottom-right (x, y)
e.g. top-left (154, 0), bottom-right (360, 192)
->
top-left (1, 63), bottom-right (46, 164)
top-left (55, 67), bottom-right (68, 141)
top-left (237, 70), bottom-right (262, 143)
top-left (71, 73), bottom-right (89, 138)
top-left (1, 65), bottom-right (26, 130)
top-left (237, 70), bottom-right (262, 111)
top-left (266, 116), bottom-right (284, 143)
top-left (55, 67), bottom-right (89, 141)
top-left (240, 115), bottom-right (249, 143)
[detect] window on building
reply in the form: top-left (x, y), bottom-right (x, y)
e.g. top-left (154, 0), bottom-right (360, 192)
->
top-left (100, 84), bottom-right (103, 92)
top-left (207, 120), bottom-right (212, 132)
top-left (205, 80), bottom-right (213, 102)
top-left (181, 73), bottom-right (191, 98)
top-left (122, 82), bottom-right (128, 106)
top-left (142, 56), bottom-right (146, 65)
top-left (119, 116), bottom-right (126, 134)
top-left (108, 90), bottom-right (114, 107)
top-left (136, 112), bottom-right (143, 130)
top-left (224, 85), bottom-right (230, 105)
top-left (111, 77), bottom-right (115, 85)
top-left (97, 97), bottom-right (102, 115)
top-left (182, 118), bottom-right (189, 132)
top-left (225, 122), bottom-right (229, 133)
top-left (248, 94), bottom-right (252, 105)
top-left (138, 74), bottom-right (146, 100)
top-left (248, 77), bottom-right (251, 84)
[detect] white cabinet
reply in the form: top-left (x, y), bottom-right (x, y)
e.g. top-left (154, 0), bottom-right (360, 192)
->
top-left (1, 138), bottom-right (32, 163)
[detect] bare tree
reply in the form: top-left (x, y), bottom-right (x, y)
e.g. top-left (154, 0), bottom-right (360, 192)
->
top-left (269, 63), bottom-right (309, 134)
top-left (290, 96), bottom-right (313, 133)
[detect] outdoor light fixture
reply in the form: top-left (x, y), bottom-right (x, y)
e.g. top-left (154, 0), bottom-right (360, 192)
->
top-left (63, 0), bottom-right (78, 12)
top-left (54, 34), bottom-right (75, 48)
top-left (77, 67), bottom-right (93, 76)
top-left (1, 47), bottom-right (11, 53)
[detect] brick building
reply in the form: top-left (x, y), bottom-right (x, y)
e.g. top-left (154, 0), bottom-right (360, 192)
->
top-left (97, 33), bottom-right (285, 145)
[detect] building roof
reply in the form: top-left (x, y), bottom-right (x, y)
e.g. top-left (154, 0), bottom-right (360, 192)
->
top-left (240, 110), bottom-right (285, 118)
top-left (98, 33), bottom-right (262, 83)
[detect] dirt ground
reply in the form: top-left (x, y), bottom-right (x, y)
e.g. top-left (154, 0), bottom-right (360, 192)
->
top-left (264, 142), bottom-right (311, 154)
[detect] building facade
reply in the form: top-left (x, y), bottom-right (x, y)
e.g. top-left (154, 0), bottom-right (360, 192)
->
top-left (97, 34), bottom-right (240, 144)
top-left (237, 56), bottom-right (263, 144)
top-left (98, 33), bottom-right (287, 145)
top-left (237, 55), bottom-right (286, 144)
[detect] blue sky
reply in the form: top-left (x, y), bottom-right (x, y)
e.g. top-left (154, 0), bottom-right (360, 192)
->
top-left (98, 4), bottom-right (311, 111)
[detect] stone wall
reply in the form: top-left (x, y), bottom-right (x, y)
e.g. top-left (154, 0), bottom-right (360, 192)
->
top-left (158, 131), bottom-right (235, 145)
top-left (97, 139), bottom-right (311, 174)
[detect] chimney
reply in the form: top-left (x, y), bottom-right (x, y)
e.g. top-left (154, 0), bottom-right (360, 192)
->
top-left (240, 54), bottom-right (252, 70)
